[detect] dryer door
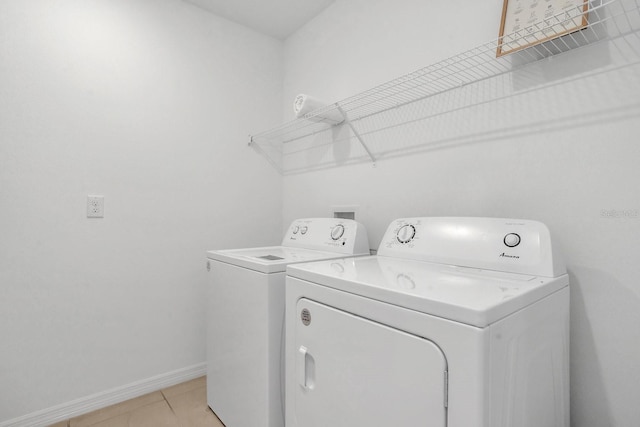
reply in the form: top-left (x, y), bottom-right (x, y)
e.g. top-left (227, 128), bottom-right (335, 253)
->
top-left (294, 298), bottom-right (448, 427)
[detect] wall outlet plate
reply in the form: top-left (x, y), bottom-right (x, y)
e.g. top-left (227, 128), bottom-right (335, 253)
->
top-left (87, 195), bottom-right (104, 218)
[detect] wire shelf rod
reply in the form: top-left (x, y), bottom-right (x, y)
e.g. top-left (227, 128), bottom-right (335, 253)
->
top-left (249, 0), bottom-right (640, 171)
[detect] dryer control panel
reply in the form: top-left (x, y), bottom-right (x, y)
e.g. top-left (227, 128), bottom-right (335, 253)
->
top-left (283, 218), bottom-right (370, 256)
top-left (377, 217), bottom-right (565, 278)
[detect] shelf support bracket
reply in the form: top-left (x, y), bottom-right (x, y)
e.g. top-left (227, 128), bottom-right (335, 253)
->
top-left (336, 105), bottom-right (376, 164)
top-left (247, 135), bottom-right (283, 174)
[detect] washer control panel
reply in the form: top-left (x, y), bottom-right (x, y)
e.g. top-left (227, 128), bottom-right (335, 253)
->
top-left (283, 218), bottom-right (370, 255)
top-left (377, 217), bottom-right (564, 277)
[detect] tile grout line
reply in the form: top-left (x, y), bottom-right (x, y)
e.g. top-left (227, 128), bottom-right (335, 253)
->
top-left (160, 390), bottom-right (178, 416)
top-left (61, 379), bottom-right (208, 427)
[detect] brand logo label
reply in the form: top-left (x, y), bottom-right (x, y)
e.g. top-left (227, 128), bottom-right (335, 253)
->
top-left (499, 252), bottom-right (520, 259)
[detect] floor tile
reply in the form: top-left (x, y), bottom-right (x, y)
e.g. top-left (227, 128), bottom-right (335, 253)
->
top-left (48, 421), bottom-right (69, 427)
top-left (163, 386), bottom-right (224, 427)
top-left (87, 400), bottom-right (179, 427)
top-left (161, 376), bottom-right (206, 398)
top-left (69, 392), bottom-right (165, 427)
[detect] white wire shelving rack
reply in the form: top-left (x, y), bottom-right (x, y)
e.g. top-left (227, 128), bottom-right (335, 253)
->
top-left (249, 0), bottom-right (640, 174)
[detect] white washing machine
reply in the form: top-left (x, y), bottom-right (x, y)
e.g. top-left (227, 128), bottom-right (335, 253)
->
top-left (285, 217), bottom-right (569, 427)
top-left (206, 218), bottom-right (369, 427)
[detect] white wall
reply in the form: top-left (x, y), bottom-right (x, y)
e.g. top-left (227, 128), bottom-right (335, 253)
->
top-left (283, 1), bottom-right (640, 426)
top-left (0, 0), bottom-right (282, 423)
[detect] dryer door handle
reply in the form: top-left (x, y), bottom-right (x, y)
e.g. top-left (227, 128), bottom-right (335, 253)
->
top-left (297, 346), bottom-right (315, 390)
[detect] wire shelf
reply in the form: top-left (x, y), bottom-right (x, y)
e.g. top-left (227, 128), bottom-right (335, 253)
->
top-left (250, 0), bottom-right (640, 173)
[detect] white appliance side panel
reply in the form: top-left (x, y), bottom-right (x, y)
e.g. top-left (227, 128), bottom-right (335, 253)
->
top-left (293, 298), bottom-right (448, 427)
top-left (489, 287), bottom-right (570, 427)
top-left (207, 261), bottom-right (285, 427)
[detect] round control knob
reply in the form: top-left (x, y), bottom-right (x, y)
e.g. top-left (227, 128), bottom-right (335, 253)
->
top-left (300, 226), bottom-right (308, 235)
top-left (397, 224), bottom-right (416, 244)
top-left (292, 226), bottom-right (300, 234)
top-left (504, 233), bottom-right (521, 247)
top-left (331, 224), bottom-right (345, 240)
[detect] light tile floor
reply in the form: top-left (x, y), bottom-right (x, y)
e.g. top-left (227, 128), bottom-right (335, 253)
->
top-left (48, 376), bottom-right (224, 427)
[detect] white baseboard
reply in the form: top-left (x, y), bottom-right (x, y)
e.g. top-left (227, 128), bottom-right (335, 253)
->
top-left (0, 363), bottom-right (207, 427)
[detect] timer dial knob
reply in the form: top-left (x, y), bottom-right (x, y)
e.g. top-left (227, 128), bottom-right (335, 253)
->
top-left (292, 226), bottom-right (300, 234)
top-left (397, 224), bottom-right (416, 244)
top-left (331, 224), bottom-right (345, 240)
top-left (504, 233), bottom-right (521, 247)
top-left (300, 226), bottom-right (308, 235)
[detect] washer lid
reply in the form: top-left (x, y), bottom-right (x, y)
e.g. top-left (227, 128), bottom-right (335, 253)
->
top-left (207, 246), bottom-right (354, 274)
top-left (287, 256), bottom-right (569, 327)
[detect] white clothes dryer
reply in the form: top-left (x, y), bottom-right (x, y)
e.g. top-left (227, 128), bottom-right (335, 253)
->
top-left (285, 217), bottom-right (569, 427)
top-left (206, 218), bottom-right (369, 427)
